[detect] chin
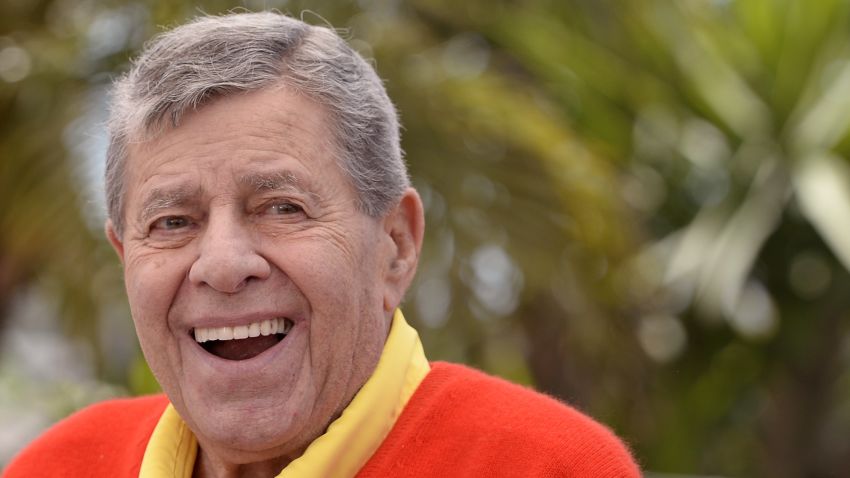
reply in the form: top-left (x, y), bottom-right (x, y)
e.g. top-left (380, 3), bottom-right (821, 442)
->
top-left (192, 404), bottom-right (313, 460)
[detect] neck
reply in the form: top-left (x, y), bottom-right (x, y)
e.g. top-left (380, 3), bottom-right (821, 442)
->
top-left (192, 446), bottom-right (298, 478)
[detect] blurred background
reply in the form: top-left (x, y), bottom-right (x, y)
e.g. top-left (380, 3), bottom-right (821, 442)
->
top-left (2, 0), bottom-right (850, 476)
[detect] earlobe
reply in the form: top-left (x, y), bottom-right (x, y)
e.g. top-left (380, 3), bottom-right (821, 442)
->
top-left (105, 220), bottom-right (126, 265)
top-left (382, 188), bottom-right (425, 311)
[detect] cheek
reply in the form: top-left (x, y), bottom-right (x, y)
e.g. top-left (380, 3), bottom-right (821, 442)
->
top-left (123, 251), bottom-right (189, 325)
top-left (289, 244), bottom-right (382, 314)
top-left (122, 252), bottom-right (190, 390)
top-left (287, 239), bottom-right (383, 340)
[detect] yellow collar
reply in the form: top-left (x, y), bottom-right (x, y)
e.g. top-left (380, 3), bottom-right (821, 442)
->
top-left (139, 309), bottom-right (430, 478)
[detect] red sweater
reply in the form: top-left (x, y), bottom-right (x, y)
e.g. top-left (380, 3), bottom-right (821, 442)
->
top-left (4, 362), bottom-right (640, 477)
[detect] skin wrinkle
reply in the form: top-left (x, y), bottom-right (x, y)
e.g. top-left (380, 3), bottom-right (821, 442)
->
top-left (125, 120), bottom-right (350, 248)
top-left (136, 171), bottom-right (312, 230)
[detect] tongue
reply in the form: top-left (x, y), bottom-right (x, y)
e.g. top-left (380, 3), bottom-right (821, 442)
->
top-left (203, 335), bottom-right (281, 361)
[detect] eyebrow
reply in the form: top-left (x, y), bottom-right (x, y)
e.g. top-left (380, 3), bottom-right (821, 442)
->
top-left (239, 170), bottom-right (301, 192)
top-left (238, 170), bottom-right (321, 203)
top-left (135, 170), bottom-right (316, 225)
top-left (138, 185), bottom-right (198, 224)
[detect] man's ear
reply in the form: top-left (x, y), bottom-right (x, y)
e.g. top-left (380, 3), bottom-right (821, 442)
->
top-left (105, 219), bottom-right (126, 266)
top-left (381, 188), bottom-right (425, 312)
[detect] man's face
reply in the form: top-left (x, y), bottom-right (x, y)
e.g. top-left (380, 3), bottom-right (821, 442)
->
top-left (108, 86), bottom-right (398, 462)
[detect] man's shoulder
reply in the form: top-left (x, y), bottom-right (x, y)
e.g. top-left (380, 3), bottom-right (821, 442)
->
top-left (422, 362), bottom-right (633, 442)
top-left (3, 394), bottom-right (169, 478)
top-left (360, 362), bottom-right (640, 477)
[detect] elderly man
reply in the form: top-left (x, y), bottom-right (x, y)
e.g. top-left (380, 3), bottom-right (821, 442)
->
top-left (6, 12), bottom-right (639, 478)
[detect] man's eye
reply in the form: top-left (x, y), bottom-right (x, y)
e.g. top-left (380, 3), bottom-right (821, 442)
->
top-left (153, 216), bottom-right (189, 230)
top-left (268, 202), bottom-right (303, 215)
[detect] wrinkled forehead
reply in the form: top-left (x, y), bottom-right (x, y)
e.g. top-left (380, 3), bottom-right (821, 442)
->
top-left (121, 86), bottom-right (352, 204)
top-left (131, 83), bottom-right (341, 150)
top-left (129, 86), bottom-right (343, 166)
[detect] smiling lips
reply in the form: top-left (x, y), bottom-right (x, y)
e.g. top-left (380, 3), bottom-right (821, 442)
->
top-left (193, 317), bottom-right (294, 361)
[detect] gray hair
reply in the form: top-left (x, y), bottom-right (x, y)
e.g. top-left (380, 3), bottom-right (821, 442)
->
top-left (105, 11), bottom-right (407, 236)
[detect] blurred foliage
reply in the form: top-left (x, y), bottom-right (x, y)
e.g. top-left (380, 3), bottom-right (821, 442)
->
top-left (3, 0), bottom-right (850, 476)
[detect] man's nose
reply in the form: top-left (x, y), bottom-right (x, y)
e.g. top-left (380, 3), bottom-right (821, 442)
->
top-left (188, 214), bottom-right (271, 293)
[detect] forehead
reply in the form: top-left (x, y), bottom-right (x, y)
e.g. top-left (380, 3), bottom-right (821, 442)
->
top-left (123, 86), bottom-right (349, 205)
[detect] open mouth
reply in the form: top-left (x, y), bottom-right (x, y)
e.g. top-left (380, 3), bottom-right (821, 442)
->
top-left (193, 317), bottom-right (293, 361)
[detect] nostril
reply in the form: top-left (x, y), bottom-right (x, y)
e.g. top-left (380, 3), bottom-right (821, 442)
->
top-left (207, 275), bottom-right (252, 295)
top-left (224, 278), bottom-right (251, 295)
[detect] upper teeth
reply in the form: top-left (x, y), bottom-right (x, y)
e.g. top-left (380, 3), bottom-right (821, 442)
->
top-left (194, 318), bottom-right (292, 343)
